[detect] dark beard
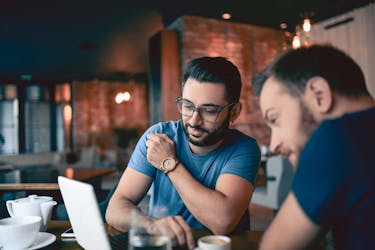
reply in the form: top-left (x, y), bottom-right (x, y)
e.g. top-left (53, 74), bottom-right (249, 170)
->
top-left (299, 101), bottom-right (318, 143)
top-left (183, 115), bottom-right (231, 146)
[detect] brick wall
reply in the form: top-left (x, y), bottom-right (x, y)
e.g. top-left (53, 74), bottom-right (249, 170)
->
top-left (72, 16), bottom-right (285, 149)
top-left (72, 79), bottom-right (148, 149)
top-left (167, 16), bottom-right (285, 145)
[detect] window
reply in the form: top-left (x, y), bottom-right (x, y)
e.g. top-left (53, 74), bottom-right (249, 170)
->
top-left (0, 82), bottom-right (72, 154)
top-left (0, 85), bottom-right (19, 154)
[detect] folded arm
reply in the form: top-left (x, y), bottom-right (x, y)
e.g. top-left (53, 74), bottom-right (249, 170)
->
top-left (168, 166), bottom-right (253, 234)
top-left (105, 168), bottom-right (152, 232)
top-left (145, 133), bottom-right (255, 234)
top-left (105, 167), bottom-right (195, 249)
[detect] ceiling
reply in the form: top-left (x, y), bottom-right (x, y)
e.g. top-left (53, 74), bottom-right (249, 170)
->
top-left (157, 0), bottom-right (373, 30)
top-left (0, 0), bottom-right (373, 82)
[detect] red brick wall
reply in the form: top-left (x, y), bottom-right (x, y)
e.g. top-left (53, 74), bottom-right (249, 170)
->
top-left (72, 16), bottom-right (285, 149)
top-left (72, 80), bottom-right (148, 149)
top-left (168, 16), bottom-right (285, 145)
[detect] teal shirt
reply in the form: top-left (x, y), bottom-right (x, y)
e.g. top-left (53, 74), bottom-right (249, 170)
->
top-left (129, 120), bottom-right (260, 228)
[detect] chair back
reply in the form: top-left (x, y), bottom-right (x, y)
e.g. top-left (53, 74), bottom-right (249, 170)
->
top-left (251, 155), bottom-right (294, 210)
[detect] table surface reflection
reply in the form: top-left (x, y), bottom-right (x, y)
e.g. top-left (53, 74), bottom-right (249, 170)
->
top-left (45, 220), bottom-right (264, 250)
top-left (0, 167), bottom-right (116, 191)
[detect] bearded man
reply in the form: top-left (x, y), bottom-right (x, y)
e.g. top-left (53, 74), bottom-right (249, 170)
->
top-left (253, 45), bottom-right (375, 249)
top-left (106, 57), bottom-right (260, 250)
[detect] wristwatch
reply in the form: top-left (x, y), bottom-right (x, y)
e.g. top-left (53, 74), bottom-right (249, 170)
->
top-left (161, 157), bottom-right (179, 174)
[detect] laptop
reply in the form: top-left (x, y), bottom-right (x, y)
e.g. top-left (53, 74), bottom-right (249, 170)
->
top-left (58, 176), bottom-right (128, 250)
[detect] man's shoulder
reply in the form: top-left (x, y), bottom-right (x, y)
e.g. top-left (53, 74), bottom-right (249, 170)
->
top-left (225, 129), bottom-right (258, 147)
top-left (228, 128), bottom-right (256, 140)
top-left (315, 107), bottom-right (375, 137)
top-left (302, 107), bottom-right (375, 161)
top-left (148, 120), bottom-right (182, 133)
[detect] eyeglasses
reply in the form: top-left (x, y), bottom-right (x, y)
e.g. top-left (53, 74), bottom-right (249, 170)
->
top-left (176, 97), bottom-right (236, 123)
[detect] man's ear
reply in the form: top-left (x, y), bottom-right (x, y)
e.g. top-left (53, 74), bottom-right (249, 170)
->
top-left (230, 103), bottom-right (242, 122)
top-left (305, 77), bottom-right (333, 113)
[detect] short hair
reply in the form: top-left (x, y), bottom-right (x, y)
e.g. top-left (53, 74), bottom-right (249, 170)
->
top-left (252, 45), bottom-right (369, 98)
top-left (182, 57), bottom-right (242, 103)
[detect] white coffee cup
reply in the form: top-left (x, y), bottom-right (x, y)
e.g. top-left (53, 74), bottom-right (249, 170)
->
top-left (198, 235), bottom-right (231, 250)
top-left (0, 216), bottom-right (41, 250)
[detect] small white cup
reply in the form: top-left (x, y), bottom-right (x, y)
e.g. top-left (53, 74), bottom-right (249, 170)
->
top-left (0, 216), bottom-right (41, 250)
top-left (198, 235), bottom-right (231, 250)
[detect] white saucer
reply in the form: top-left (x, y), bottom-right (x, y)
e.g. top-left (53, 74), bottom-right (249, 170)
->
top-left (25, 232), bottom-right (56, 250)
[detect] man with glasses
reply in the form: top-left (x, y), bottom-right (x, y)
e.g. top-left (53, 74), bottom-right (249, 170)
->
top-left (106, 57), bottom-right (261, 249)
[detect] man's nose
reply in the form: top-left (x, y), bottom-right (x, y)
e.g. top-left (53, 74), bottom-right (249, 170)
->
top-left (188, 109), bottom-right (204, 125)
top-left (269, 132), bottom-right (281, 154)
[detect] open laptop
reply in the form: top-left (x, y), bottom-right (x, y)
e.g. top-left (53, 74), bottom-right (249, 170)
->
top-left (58, 176), bottom-right (127, 250)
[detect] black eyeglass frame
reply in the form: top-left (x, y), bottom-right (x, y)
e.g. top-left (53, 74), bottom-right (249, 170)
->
top-left (175, 97), bottom-right (236, 123)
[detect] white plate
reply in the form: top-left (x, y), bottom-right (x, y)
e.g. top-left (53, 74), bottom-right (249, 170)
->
top-left (25, 232), bottom-right (56, 250)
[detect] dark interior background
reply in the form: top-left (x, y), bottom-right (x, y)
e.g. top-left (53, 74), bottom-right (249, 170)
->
top-left (0, 0), bottom-right (373, 81)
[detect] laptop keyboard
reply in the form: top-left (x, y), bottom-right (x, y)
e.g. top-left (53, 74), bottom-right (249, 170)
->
top-left (109, 232), bottom-right (129, 250)
top-left (109, 232), bottom-right (189, 250)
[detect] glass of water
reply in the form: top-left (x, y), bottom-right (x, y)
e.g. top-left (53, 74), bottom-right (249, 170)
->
top-left (128, 210), bottom-right (172, 250)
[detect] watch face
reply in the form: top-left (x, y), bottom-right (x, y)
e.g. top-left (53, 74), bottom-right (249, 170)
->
top-left (164, 158), bottom-right (175, 170)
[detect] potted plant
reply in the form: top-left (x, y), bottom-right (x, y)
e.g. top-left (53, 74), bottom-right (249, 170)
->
top-left (112, 127), bottom-right (142, 171)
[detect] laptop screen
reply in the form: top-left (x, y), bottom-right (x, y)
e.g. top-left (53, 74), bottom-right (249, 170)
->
top-left (58, 176), bottom-right (112, 250)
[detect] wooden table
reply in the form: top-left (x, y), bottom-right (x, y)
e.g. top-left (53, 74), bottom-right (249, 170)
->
top-left (44, 220), bottom-right (264, 249)
top-left (0, 168), bottom-right (116, 191)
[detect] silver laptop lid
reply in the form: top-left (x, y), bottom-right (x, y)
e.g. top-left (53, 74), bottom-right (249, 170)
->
top-left (58, 176), bottom-right (111, 250)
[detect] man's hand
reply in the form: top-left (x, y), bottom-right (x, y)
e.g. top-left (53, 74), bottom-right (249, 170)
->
top-left (148, 216), bottom-right (195, 250)
top-left (146, 133), bottom-right (177, 170)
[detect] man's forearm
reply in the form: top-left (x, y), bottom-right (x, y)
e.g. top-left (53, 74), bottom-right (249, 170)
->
top-left (106, 194), bottom-right (196, 249)
top-left (167, 163), bottom-right (251, 234)
top-left (105, 196), bottom-right (143, 232)
top-left (260, 194), bottom-right (321, 249)
top-left (105, 168), bottom-right (155, 232)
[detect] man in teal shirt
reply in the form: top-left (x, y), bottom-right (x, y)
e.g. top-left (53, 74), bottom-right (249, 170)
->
top-left (106, 57), bottom-right (260, 249)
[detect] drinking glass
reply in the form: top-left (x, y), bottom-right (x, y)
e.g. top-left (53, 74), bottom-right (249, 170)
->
top-left (128, 210), bottom-right (172, 250)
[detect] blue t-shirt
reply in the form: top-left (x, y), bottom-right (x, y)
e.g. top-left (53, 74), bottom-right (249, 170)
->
top-left (128, 120), bottom-right (260, 229)
top-left (293, 107), bottom-right (375, 250)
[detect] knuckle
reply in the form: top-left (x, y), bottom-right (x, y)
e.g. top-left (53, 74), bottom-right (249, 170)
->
top-left (175, 215), bottom-right (184, 221)
top-left (175, 227), bottom-right (184, 236)
top-left (146, 154), bottom-right (152, 161)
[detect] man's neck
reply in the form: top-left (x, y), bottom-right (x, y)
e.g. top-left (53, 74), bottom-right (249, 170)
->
top-left (188, 139), bottom-right (224, 155)
top-left (327, 95), bottom-right (375, 119)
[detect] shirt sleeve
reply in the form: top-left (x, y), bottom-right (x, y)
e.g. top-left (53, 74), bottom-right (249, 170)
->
top-left (221, 137), bottom-right (261, 186)
top-left (128, 123), bottom-right (163, 177)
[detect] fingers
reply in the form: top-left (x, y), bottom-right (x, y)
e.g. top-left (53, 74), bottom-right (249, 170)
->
top-left (147, 133), bottom-right (163, 142)
top-left (146, 134), bottom-right (163, 150)
top-left (145, 139), bottom-right (152, 148)
top-left (167, 216), bottom-right (186, 246)
top-left (147, 133), bottom-right (173, 144)
top-left (173, 216), bottom-right (195, 250)
top-left (146, 133), bottom-right (176, 168)
top-left (151, 216), bottom-right (195, 249)
top-left (166, 216), bottom-right (195, 249)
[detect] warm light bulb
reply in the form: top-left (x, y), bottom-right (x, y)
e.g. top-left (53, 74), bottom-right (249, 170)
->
top-left (222, 13), bottom-right (231, 20)
top-left (115, 91), bottom-right (131, 104)
top-left (63, 105), bottom-right (72, 121)
top-left (280, 23), bottom-right (287, 29)
top-left (292, 35), bottom-right (301, 49)
top-left (123, 91), bottom-right (131, 101)
top-left (115, 93), bottom-right (123, 104)
top-left (303, 18), bottom-right (311, 32)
